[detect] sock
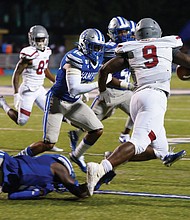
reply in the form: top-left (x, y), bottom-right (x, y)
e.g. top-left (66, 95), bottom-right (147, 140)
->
top-left (101, 159), bottom-right (113, 173)
top-left (3, 104), bottom-right (11, 114)
top-left (73, 139), bottom-right (92, 158)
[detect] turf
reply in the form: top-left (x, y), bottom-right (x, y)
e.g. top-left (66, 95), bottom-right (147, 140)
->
top-left (0, 74), bottom-right (190, 220)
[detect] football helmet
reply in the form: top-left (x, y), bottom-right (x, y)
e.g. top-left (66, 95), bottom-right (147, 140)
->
top-left (78, 28), bottom-right (105, 64)
top-left (135, 18), bottom-right (162, 40)
top-left (28, 25), bottom-right (49, 51)
top-left (129, 20), bottom-right (136, 36)
top-left (108, 16), bottom-right (133, 43)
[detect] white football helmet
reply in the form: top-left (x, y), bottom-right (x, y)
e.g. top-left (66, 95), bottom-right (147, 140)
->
top-left (28, 25), bottom-right (49, 51)
top-left (78, 28), bottom-right (105, 63)
top-left (135, 18), bottom-right (162, 40)
top-left (108, 16), bottom-right (133, 43)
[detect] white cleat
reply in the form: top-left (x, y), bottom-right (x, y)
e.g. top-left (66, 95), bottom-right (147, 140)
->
top-left (50, 146), bottom-right (64, 152)
top-left (0, 96), bottom-right (6, 108)
top-left (87, 162), bottom-right (105, 196)
top-left (119, 134), bottom-right (130, 143)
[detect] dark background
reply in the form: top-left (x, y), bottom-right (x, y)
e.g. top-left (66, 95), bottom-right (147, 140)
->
top-left (0, 0), bottom-right (190, 52)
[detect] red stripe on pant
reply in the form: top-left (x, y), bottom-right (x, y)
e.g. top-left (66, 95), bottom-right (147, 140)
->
top-left (20, 108), bottom-right (31, 116)
top-left (148, 130), bottom-right (156, 141)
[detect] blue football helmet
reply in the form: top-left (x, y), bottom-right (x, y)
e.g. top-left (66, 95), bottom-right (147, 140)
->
top-left (107, 16), bottom-right (133, 43)
top-left (78, 28), bottom-right (105, 64)
top-left (129, 20), bottom-right (137, 37)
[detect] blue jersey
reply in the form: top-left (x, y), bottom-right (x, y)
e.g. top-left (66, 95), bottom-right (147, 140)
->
top-left (1, 152), bottom-right (74, 194)
top-left (104, 41), bottom-right (131, 87)
top-left (50, 48), bottom-right (103, 102)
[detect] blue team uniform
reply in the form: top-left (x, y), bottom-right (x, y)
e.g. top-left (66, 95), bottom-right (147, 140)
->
top-left (50, 48), bottom-right (104, 102)
top-left (0, 151), bottom-right (74, 198)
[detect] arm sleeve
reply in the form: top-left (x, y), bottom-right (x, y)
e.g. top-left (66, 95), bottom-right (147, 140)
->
top-left (8, 184), bottom-right (54, 200)
top-left (66, 68), bottom-right (98, 97)
top-left (8, 189), bottom-right (41, 200)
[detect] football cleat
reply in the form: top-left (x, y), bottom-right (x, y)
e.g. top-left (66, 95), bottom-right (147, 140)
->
top-left (68, 130), bottom-right (79, 151)
top-left (119, 133), bottom-right (130, 143)
top-left (50, 146), bottom-right (63, 152)
top-left (87, 162), bottom-right (105, 196)
top-left (94, 170), bottom-right (116, 191)
top-left (163, 149), bottom-right (186, 167)
top-left (69, 153), bottom-right (87, 173)
top-left (0, 96), bottom-right (6, 108)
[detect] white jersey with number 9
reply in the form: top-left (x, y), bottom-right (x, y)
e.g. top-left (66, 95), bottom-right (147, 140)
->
top-left (116, 36), bottom-right (183, 93)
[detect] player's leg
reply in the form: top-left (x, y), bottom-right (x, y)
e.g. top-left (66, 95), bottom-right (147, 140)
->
top-left (35, 87), bottom-right (63, 152)
top-left (0, 96), bottom-right (19, 124)
top-left (64, 100), bottom-right (103, 172)
top-left (117, 90), bottom-right (133, 143)
top-left (16, 85), bottom-right (38, 126)
top-left (17, 94), bottom-right (63, 156)
top-left (68, 96), bottom-right (109, 151)
top-left (87, 89), bottom-right (156, 195)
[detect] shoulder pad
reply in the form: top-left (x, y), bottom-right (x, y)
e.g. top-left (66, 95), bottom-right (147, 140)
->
top-left (66, 49), bottom-right (83, 68)
top-left (45, 47), bottom-right (52, 55)
top-left (20, 46), bottom-right (38, 60)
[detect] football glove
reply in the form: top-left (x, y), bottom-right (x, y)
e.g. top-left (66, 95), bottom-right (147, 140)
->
top-left (99, 89), bottom-right (114, 104)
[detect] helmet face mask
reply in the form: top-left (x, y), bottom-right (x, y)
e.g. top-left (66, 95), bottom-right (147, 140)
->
top-left (28, 25), bottom-right (49, 51)
top-left (108, 16), bottom-right (134, 43)
top-left (135, 18), bottom-right (162, 40)
top-left (78, 28), bottom-right (105, 64)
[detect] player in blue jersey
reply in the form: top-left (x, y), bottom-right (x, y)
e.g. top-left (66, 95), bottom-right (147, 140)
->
top-left (68, 16), bottom-right (136, 152)
top-left (93, 16), bottom-right (136, 143)
top-left (0, 150), bottom-right (89, 199)
top-left (17, 28), bottom-right (111, 173)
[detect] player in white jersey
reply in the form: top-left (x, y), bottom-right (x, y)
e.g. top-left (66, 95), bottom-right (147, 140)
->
top-left (86, 18), bottom-right (189, 196)
top-left (0, 25), bottom-right (63, 152)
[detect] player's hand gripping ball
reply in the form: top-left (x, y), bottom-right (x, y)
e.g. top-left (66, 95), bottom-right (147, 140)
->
top-left (176, 65), bottom-right (190, 81)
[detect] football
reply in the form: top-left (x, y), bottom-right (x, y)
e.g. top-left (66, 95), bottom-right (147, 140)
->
top-left (176, 65), bottom-right (190, 81)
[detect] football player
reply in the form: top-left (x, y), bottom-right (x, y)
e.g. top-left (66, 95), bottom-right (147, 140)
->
top-left (16, 28), bottom-right (110, 173)
top-left (87, 18), bottom-right (188, 196)
top-left (0, 150), bottom-right (89, 199)
top-left (68, 16), bottom-right (136, 151)
top-left (0, 25), bottom-right (63, 152)
top-left (92, 16), bottom-right (136, 143)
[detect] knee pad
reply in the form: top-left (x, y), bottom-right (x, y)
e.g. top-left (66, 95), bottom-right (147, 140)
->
top-left (130, 139), bottom-right (147, 155)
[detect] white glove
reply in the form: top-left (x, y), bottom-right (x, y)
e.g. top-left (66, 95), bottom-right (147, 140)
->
top-left (120, 81), bottom-right (135, 91)
top-left (82, 93), bottom-right (90, 103)
top-left (14, 93), bottom-right (22, 110)
top-left (99, 89), bottom-right (114, 104)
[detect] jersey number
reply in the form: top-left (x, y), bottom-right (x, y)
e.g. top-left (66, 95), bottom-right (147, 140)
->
top-left (142, 45), bottom-right (158, 68)
top-left (36, 60), bottom-right (49, 74)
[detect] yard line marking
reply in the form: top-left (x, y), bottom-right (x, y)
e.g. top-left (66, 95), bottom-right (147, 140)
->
top-left (94, 190), bottom-right (190, 200)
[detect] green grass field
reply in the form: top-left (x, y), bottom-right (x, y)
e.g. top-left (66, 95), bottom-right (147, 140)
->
top-left (0, 74), bottom-right (190, 220)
